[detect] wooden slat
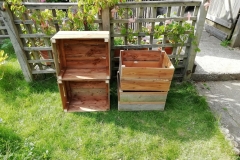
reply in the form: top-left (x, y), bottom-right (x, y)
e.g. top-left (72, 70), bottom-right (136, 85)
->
top-left (119, 91), bottom-right (167, 102)
top-left (122, 61), bottom-right (161, 68)
top-left (51, 31), bottom-right (109, 40)
top-left (58, 82), bottom-right (68, 111)
top-left (118, 102), bottom-right (165, 111)
top-left (22, 2), bottom-right (78, 10)
top-left (24, 47), bottom-right (52, 51)
top-left (71, 88), bottom-right (107, 96)
top-left (110, 17), bottom-right (197, 23)
top-left (120, 79), bottom-right (171, 91)
top-left (184, 0), bottom-right (208, 80)
top-left (117, 1), bottom-right (201, 8)
top-left (28, 59), bottom-right (54, 63)
top-left (61, 68), bottom-right (109, 81)
top-left (69, 81), bottom-right (107, 89)
top-left (67, 100), bottom-right (109, 112)
top-left (121, 67), bottom-right (174, 80)
top-left (121, 50), bottom-right (162, 61)
top-left (32, 69), bottom-right (56, 74)
top-left (66, 59), bottom-right (107, 69)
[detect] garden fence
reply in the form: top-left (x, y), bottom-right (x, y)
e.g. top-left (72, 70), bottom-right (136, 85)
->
top-left (0, 0), bottom-right (208, 81)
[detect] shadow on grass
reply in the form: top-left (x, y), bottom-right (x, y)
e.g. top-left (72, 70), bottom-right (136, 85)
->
top-left (0, 125), bottom-right (50, 159)
top-left (73, 80), bottom-right (218, 142)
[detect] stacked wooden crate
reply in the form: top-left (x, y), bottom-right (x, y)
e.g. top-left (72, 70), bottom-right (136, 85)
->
top-left (51, 31), bottom-right (110, 112)
top-left (118, 50), bottom-right (174, 111)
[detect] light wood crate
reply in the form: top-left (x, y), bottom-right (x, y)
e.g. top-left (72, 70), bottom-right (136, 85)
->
top-left (51, 31), bottom-right (110, 81)
top-left (119, 50), bottom-right (174, 92)
top-left (117, 73), bottom-right (167, 111)
top-left (51, 31), bottom-right (110, 112)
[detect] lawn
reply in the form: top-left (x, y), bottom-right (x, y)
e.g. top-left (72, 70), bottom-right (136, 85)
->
top-left (0, 40), bottom-right (238, 159)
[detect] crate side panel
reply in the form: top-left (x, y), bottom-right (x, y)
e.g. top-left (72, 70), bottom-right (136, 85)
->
top-left (69, 81), bottom-right (106, 88)
top-left (62, 39), bottom-right (109, 69)
top-left (62, 68), bottom-right (109, 80)
top-left (118, 102), bottom-right (165, 111)
top-left (122, 61), bottom-right (161, 67)
top-left (66, 59), bottom-right (107, 69)
top-left (66, 81), bottom-right (109, 112)
top-left (121, 67), bottom-right (174, 80)
top-left (58, 82), bottom-right (68, 111)
top-left (68, 99), bottom-right (109, 112)
top-left (119, 91), bottom-right (167, 102)
top-left (120, 79), bottom-right (171, 91)
top-left (121, 50), bottom-right (162, 61)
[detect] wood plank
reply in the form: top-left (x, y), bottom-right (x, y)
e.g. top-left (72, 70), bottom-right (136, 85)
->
top-left (122, 61), bottom-right (161, 68)
top-left (162, 52), bottom-right (174, 68)
top-left (71, 88), bottom-right (107, 97)
top-left (117, 1), bottom-right (201, 8)
top-left (119, 91), bottom-right (167, 102)
top-left (51, 31), bottom-right (109, 40)
top-left (204, 23), bottom-right (228, 40)
top-left (71, 95), bottom-right (107, 102)
top-left (118, 102), bottom-right (165, 111)
top-left (120, 79), bottom-right (171, 91)
top-left (66, 59), bottom-right (107, 69)
top-left (22, 2), bottom-right (78, 10)
top-left (32, 69), bottom-right (56, 74)
top-left (102, 7), bottom-right (110, 31)
top-left (185, 0), bottom-right (208, 80)
top-left (61, 68), bottom-right (109, 81)
top-left (58, 82), bottom-right (68, 111)
top-left (69, 81), bottom-right (107, 89)
top-left (121, 67), bottom-right (174, 80)
top-left (121, 50), bottom-right (162, 61)
top-left (110, 17), bottom-right (197, 23)
top-left (51, 42), bottom-right (60, 75)
top-left (67, 99), bottom-right (109, 112)
top-left (206, 14), bottom-right (233, 29)
top-left (230, 16), bottom-right (240, 47)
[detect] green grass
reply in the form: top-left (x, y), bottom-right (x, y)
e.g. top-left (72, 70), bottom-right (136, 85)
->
top-left (0, 43), bottom-right (238, 159)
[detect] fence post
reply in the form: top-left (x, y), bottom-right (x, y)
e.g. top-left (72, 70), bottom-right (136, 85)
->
top-left (184, 0), bottom-right (208, 80)
top-left (0, 1), bottom-right (33, 81)
top-left (102, 7), bottom-right (110, 31)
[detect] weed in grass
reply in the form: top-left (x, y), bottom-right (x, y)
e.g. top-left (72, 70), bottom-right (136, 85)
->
top-left (0, 56), bottom-right (238, 159)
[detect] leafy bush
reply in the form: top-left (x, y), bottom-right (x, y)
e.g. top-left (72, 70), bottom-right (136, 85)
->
top-left (0, 39), bottom-right (15, 58)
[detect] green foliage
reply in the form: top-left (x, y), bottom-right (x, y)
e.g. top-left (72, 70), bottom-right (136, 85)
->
top-left (0, 39), bottom-right (14, 58)
top-left (154, 21), bottom-right (200, 65)
top-left (220, 40), bottom-right (231, 47)
top-left (114, 37), bottom-right (124, 45)
top-left (8, 0), bottom-right (122, 33)
top-left (0, 50), bottom-right (8, 80)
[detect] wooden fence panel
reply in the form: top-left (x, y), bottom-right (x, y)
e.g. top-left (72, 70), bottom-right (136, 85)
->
top-left (0, 0), bottom-right (207, 81)
top-left (110, 0), bottom-right (206, 80)
top-left (205, 0), bottom-right (240, 45)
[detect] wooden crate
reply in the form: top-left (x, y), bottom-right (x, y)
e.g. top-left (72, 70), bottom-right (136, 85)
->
top-left (51, 31), bottom-right (110, 81)
top-left (117, 73), bottom-right (167, 111)
top-left (119, 50), bottom-right (174, 91)
top-left (58, 80), bottom-right (110, 112)
top-left (51, 31), bottom-right (110, 112)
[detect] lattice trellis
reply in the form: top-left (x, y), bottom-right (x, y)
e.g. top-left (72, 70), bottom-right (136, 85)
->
top-left (0, 0), bottom-right (207, 81)
top-left (110, 1), bottom-right (207, 80)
